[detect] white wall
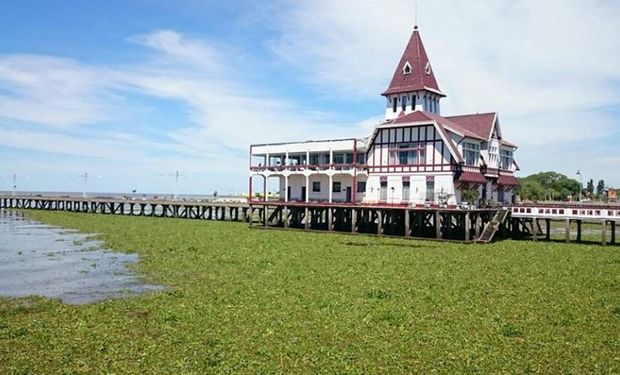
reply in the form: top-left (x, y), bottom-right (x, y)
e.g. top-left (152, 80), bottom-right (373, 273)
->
top-left (384, 91), bottom-right (442, 120)
top-left (363, 173), bottom-right (456, 206)
top-left (275, 174), bottom-right (361, 203)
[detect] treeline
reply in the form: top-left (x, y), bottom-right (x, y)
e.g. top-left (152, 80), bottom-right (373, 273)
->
top-left (517, 172), bottom-right (616, 202)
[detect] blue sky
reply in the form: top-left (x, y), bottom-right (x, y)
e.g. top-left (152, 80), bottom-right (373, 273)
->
top-left (1, 0), bottom-right (619, 195)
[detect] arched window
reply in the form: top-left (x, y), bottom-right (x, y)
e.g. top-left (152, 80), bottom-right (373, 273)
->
top-left (403, 62), bottom-right (412, 75)
top-left (402, 96), bottom-right (407, 111)
top-left (392, 97), bottom-right (398, 113)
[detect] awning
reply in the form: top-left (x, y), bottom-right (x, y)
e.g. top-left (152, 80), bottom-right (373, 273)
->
top-left (456, 171), bottom-right (487, 184)
top-left (498, 175), bottom-right (519, 186)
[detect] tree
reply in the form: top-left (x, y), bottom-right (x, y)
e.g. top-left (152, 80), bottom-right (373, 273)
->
top-left (517, 172), bottom-right (581, 201)
top-left (461, 187), bottom-right (478, 203)
top-left (586, 179), bottom-right (594, 196)
top-left (596, 179), bottom-right (605, 198)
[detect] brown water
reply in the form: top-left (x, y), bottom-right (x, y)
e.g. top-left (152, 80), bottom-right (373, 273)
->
top-left (0, 210), bottom-right (162, 304)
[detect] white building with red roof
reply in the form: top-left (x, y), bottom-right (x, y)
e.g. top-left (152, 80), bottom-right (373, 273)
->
top-left (250, 25), bottom-right (519, 207)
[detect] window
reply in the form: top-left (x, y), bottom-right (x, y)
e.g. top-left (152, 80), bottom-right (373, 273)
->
top-left (402, 96), bottom-right (407, 111)
top-left (412, 95), bottom-right (417, 110)
top-left (357, 181), bottom-right (366, 193)
top-left (393, 97), bottom-right (398, 113)
top-left (356, 152), bottom-right (366, 164)
top-left (332, 181), bottom-right (342, 193)
top-left (402, 180), bottom-right (410, 201)
top-left (345, 153), bottom-right (354, 164)
top-left (426, 180), bottom-right (435, 201)
top-left (463, 142), bottom-right (480, 166)
top-left (489, 145), bottom-right (499, 164)
top-left (380, 181), bottom-right (388, 201)
top-left (500, 149), bottom-right (513, 170)
top-left (333, 153), bottom-right (344, 164)
top-left (312, 181), bottom-right (321, 192)
top-left (309, 154), bottom-right (319, 165)
top-left (390, 142), bottom-right (425, 165)
top-left (403, 62), bottom-right (412, 74)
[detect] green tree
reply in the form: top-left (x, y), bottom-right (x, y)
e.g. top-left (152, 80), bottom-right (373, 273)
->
top-left (586, 179), bottom-right (594, 195)
top-left (517, 172), bottom-right (581, 201)
top-left (596, 179), bottom-right (605, 198)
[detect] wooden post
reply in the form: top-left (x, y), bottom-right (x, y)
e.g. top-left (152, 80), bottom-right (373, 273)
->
top-left (577, 220), bottom-right (582, 242)
top-left (435, 211), bottom-right (441, 239)
top-left (545, 218), bottom-right (551, 241)
top-left (248, 206), bottom-right (253, 226)
top-left (304, 207), bottom-right (310, 230)
top-left (474, 214), bottom-right (481, 239)
top-left (327, 208), bottom-right (333, 231)
top-left (377, 210), bottom-right (383, 235)
top-left (611, 221), bottom-right (616, 245)
top-left (464, 212), bottom-right (471, 242)
top-left (532, 219), bottom-right (538, 242)
top-left (263, 206), bottom-right (268, 227)
top-left (283, 206), bottom-right (289, 228)
top-left (565, 219), bottom-right (571, 243)
top-left (601, 220), bottom-right (607, 246)
top-left (404, 210), bottom-right (410, 237)
top-left (351, 209), bottom-right (357, 233)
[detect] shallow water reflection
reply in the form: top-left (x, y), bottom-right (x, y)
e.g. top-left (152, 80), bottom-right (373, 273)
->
top-left (0, 210), bottom-right (162, 304)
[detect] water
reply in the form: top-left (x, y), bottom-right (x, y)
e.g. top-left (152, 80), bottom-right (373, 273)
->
top-left (0, 209), bottom-right (163, 304)
top-left (0, 190), bottom-right (243, 202)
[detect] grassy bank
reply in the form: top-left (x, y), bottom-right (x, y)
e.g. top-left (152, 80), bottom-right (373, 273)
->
top-left (1, 211), bottom-right (619, 373)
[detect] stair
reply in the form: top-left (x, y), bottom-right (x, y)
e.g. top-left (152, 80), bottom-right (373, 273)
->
top-left (474, 209), bottom-right (509, 244)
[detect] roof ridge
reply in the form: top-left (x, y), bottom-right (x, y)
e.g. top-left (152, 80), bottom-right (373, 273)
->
top-left (445, 112), bottom-right (497, 118)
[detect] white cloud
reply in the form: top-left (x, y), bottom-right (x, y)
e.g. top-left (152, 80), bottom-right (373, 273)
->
top-left (0, 55), bottom-right (118, 126)
top-left (268, 0), bottom-right (620, 184)
top-left (2, 0), bottom-right (620, 191)
top-left (0, 29), bottom-right (358, 193)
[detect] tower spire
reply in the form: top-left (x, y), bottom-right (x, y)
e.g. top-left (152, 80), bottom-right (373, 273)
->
top-left (414, 0), bottom-right (418, 29)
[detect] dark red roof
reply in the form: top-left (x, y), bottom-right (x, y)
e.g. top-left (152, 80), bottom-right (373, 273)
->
top-left (388, 111), bottom-right (485, 140)
top-left (500, 139), bottom-right (517, 148)
top-left (382, 27), bottom-right (444, 97)
top-left (445, 113), bottom-right (496, 141)
top-left (498, 175), bottom-right (519, 186)
top-left (456, 172), bottom-right (487, 184)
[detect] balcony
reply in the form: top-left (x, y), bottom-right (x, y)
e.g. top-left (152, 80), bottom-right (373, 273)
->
top-left (250, 163), bottom-right (368, 174)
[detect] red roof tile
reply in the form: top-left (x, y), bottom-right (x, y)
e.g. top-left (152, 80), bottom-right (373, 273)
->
top-left (387, 111), bottom-right (485, 140)
top-left (456, 171), bottom-right (487, 184)
top-left (382, 27), bottom-right (444, 97)
top-left (498, 175), bottom-right (519, 186)
top-left (445, 113), bottom-right (496, 141)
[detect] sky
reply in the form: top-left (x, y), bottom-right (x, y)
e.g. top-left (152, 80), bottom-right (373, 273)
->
top-left (0, 0), bottom-right (619, 195)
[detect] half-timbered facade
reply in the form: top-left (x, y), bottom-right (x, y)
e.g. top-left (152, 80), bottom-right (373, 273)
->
top-left (250, 25), bottom-right (519, 207)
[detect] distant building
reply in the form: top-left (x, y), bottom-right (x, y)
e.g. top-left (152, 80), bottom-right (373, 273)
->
top-left (249, 25), bottom-right (519, 206)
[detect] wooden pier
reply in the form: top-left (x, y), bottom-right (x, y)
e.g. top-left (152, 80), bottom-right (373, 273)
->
top-left (2, 195), bottom-right (618, 245)
top-left (510, 204), bottom-right (619, 246)
top-left (0, 195), bottom-right (250, 222)
top-left (248, 201), bottom-right (503, 242)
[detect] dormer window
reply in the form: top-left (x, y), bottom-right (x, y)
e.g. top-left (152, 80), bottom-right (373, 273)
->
top-left (425, 61), bottom-right (432, 75)
top-left (403, 62), bottom-right (412, 75)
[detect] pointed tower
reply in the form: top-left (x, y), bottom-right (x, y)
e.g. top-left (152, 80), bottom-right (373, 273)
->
top-left (382, 26), bottom-right (445, 120)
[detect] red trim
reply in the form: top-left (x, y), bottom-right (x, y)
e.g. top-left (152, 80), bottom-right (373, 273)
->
top-left (353, 139), bottom-right (358, 203)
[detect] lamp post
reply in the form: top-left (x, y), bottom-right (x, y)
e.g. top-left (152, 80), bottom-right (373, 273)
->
top-left (576, 170), bottom-right (582, 203)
